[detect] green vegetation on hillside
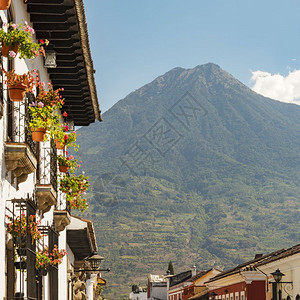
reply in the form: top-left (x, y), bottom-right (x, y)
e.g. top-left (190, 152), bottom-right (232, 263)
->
top-left (77, 63), bottom-right (300, 299)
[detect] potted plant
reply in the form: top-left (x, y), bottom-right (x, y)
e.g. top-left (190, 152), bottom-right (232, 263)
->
top-left (35, 83), bottom-right (64, 108)
top-left (35, 247), bottom-right (52, 276)
top-left (49, 244), bottom-right (66, 266)
top-left (3, 68), bottom-right (37, 101)
top-left (56, 154), bottom-right (78, 173)
top-left (0, 0), bottom-right (27, 10)
top-left (28, 102), bottom-right (57, 142)
top-left (59, 172), bottom-right (90, 212)
top-left (35, 245), bottom-right (66, 276)
top-left (6, 214), bottom-right (42, 245)
top-left (69, 195), bottom-right (89, 213)
top-left (52, 123), bottom-right (78, 150)
top-left (0, 22), bottom-right (48, 59)
top-left (0, 0), bottom-right (11, 10)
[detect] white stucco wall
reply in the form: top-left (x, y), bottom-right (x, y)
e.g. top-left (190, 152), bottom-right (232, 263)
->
top-left (0, 1), bottom-right (69, 299)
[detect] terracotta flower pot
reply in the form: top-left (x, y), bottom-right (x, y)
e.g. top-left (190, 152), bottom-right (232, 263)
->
top-left (55, 140), bottom-right (65, 150)
top-left (0, 0), bottom-right (11, 10)
top-left (59, 165), bottom-right (69, 173)
top-left (8, 84), bottom-right (26, 101)
top-left (2, 43), bottom-right (19, 57)
top-left (31, 128), bottom-right (46, 142)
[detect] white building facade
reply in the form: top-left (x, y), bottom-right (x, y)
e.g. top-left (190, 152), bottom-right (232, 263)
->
top-left (0, 0), bottom-right (102, 299)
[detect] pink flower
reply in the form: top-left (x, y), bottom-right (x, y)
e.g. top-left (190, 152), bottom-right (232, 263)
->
top-left (69, 155), bottom-right (74, 160)
top-left (63, 111), bottom-right (68, 117)
top-left (8, 51), bottom-right (16, 58)
top-left (37, 102), bottom-right (44, 108)
top-left (11, 23), bottom-right (17, 29)
top-left (30, 102), bottom-right (36, 107)
top-left (61, 88), bottom-right (64, 91)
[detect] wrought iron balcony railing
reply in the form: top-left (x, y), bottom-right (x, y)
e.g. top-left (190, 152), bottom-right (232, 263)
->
top-left (7, 93), bottom-right (39, 158)
top-left (37, 143), bottom-right (57, 192)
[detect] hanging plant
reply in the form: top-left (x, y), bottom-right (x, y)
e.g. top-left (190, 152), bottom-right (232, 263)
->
top-left (35, 245), bottom-right (66, 274)
top-left (51, 123), bottom-right (78, 151)
top-left (59, 172), bottom-right (89, 212)
top-left (3, 68), bottom-right (38, 101)
top-left (56, 154), bottom-right (78, 173)
top-left (69, 195), bottom-right (89, 212)
top-left (28, 102), bottom-right (57, 142)
top-left (0, 22), bottom-right (48, 59)
top-left (35, 83), bottom-right (64, 108)
top-left (0, 0), bottom-right (11, 11)
top-left (6, 214), bottom-right (42, 244)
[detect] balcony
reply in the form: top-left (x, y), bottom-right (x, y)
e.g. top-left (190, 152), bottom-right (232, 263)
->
top-left (5, 197), bottom-right (39, 300)
top-left (54, 191), bottom-right (71, 232)
top-left (36, 144), bottom-right (58, 214)
top-left (5, 94), bottom-right (38, 189)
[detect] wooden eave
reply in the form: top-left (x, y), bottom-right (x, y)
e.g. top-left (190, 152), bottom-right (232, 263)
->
top-left (26, 0), bottom-right (102, 126)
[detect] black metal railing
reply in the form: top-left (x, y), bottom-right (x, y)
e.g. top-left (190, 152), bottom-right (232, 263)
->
top-left (55, 190), bottom-right (71, 213)
top-left (7, 93), bottom-right (39, 159)
top-left (37, 142), bottom-right (57, 191)
top-left (5, 195), bottom-right (38, 300)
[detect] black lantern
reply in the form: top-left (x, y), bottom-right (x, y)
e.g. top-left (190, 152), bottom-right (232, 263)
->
top-left (271, 269), bottom-right (285, 283)
top-left (44, 50), bottom-right (57, 68)
top-left (210, 291), bottom-right (217, 299)
top-left (86, 252), bottom-right (104, 271)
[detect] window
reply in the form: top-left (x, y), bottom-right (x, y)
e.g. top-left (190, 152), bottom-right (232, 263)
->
top-left (235, 292), bottom-right (239, 300)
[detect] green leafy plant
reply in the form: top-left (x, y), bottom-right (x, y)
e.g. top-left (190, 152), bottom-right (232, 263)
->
top-left (69, 195), bottom-right (89, 212)
top-left (28, 102), bottom-right (57, 132)
top-left (59, 172), bottom-right (90, 212)
top-left (51, 123), bottom-right (78, 150)
top-left (35, 245), bottom-right (66, 270)
top-left (6, 214), bottom-right (42, 244)
top-left (35, 83), bottom-right (64, 108)
top-left (0, 22), bottom-right (48, 59)
top-left (56, 154), bottom-right (78, 171)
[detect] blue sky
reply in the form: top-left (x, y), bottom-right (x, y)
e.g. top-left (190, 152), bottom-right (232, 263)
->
top-left (84, 0), bottom-right (300, 112)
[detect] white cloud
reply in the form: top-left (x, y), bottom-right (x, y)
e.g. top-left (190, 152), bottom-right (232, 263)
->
top-left (251, 70), bottom-right (300, 105)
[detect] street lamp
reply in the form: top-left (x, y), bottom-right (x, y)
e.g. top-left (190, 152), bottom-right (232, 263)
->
top-left (271, 269), bottom-right (285, 283)
top-left (74, 252), bottom-right (110, 273)
top-left (86, 252), bottom-right (104, 271)
top-left (210, 292), bottom-right (217, 300)
top-left (271, 269), bottom-right (291, 300)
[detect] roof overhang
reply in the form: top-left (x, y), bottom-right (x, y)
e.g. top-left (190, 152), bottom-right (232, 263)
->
top-left (66, 215), bottom-right (97, 260)
top-left (26, 0), bottom-right (102, 126)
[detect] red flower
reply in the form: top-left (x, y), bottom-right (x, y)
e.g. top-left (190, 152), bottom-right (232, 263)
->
top-left (63, 111), bottom-right (68, 117)
top-left (39, 39), bottom-right (44, 44)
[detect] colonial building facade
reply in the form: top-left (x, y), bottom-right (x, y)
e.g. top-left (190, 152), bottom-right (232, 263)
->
top-left (0, 0), bottom-right (103, 299)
